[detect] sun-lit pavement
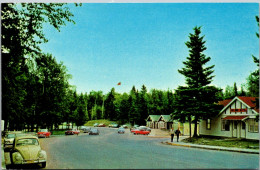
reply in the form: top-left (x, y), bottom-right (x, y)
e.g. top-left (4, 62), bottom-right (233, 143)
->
top-left (35, 127), bottom-right (259, 169)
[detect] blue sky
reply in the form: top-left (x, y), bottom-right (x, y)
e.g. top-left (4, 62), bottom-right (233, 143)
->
top-left (40, 3), bottom-right (259, 94)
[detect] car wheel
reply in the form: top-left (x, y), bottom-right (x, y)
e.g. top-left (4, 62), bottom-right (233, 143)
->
top-left (41, 162), bottom-right (46, 168)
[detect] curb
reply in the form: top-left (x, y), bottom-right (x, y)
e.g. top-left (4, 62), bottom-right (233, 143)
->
top-left (162, 141), bottom-right (259, 154)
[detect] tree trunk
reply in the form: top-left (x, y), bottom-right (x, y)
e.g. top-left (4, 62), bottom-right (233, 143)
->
top-left (193, 118), bottom-right (198, 137)
top-left (189, 117), bottom-right (191, 139)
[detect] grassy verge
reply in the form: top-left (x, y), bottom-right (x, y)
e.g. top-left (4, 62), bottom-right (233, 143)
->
top-left (182, 136), bottom-right (259, 149)
top-left (84, 119), bottom-right (117, 126)
top-left (51, 130), bottom-right (66, 135)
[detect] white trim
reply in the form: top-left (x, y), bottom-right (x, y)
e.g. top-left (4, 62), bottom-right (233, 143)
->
top-left (218, 97), bottom-right (258, 116)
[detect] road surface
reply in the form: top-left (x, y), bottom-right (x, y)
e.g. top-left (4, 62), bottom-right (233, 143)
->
top-left (36, 127), bottom-right (259, 169)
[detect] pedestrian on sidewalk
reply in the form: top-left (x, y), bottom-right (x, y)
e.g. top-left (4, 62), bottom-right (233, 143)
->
top-left (175, 127), bottom-right (181, 142)
top-left (170, 127), bottom-right (174, 142)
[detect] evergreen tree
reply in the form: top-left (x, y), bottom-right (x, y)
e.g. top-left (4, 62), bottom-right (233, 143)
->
top-left (174, 26), bottom-right (222, 137)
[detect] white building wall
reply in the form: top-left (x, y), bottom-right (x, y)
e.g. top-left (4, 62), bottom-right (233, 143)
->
top-left (200, 98), bottom-right (259, 140)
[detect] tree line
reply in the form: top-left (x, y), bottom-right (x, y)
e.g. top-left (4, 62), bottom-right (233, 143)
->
top-left (2, 3), bottom-right (259, 135)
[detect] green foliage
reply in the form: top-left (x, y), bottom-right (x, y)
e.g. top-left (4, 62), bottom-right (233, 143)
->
top-left (173, 26), bottom-right (221, 137)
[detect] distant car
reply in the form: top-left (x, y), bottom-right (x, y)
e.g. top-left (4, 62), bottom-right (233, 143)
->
top-left (122, 125), bottom-right (128, 129)
top-left (65, 128), bottom-right (80, 135)
top-left (133, 129), bottom-right (150, 135)
top-left (93, 123), bottom-right (99, 127)
top-left (118, 127), bottom-right (125, 134)
top-left (82, 127), bottom-right (91, 133)
top-left (109, 123), bottom-right (119, 128)
top-left (10, 135), bottom-right (47, 168)
top-left (89, 128), bottom-right (99, 135)
top-left (98, 123), bottom-right (106, 127)
top-left (139, 126), bottom-right (151, 132)
top-left (79, 126), bottom-right (87, 130)
top-left (4, 133), bottom-right (16, 147)
top-left (37, 129), bottom-right (51, 138)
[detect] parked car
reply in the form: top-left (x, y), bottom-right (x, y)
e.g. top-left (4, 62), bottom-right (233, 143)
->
top-left (109, 123), bottom-right (119, 128)
top-left (93, 123), bottom-right (99, 127)
top-left (65, 128), bottom-right (80, 135)
top-left (4, 133), bottom-right (16, 148)
top-left (10, 135), bottom-right (47, 168)
top-left (122, 125), bottom-right (128, 129)
top-left (82, 127), bottom-right (91, 133)
top-left (79, 126), bottom-right (87, 130)
top-left (89, 128), bottom-right (99, 135)
top-left (133, 129), bottom-right (150, 135)
top-left (118, 127), bottom-right (125, 134)
top-left (130, 128), bottom-right (140, 133)
top-left (98, 123), bottom-right (106, 127)
top-left (37, 129), bottom-right (51, 138)
top-left (139, 126), bottom-right (151, 132)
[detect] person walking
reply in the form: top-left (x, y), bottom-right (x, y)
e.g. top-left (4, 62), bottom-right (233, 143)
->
top-left (175, 127), bottom-right (181, 142)
top-left (170, 127), bottom-right (175, 142)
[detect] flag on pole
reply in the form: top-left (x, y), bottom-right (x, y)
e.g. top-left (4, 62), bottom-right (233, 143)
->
top-left (117, 82), bottom-right (121, 85)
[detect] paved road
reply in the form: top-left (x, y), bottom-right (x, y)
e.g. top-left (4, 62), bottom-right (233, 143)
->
top-left (38, 127), bottom-right (258, 169)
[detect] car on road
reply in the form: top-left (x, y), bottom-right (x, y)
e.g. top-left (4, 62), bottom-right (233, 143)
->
top-left (122, 125), bottom-right (128, 129)
top-left (98, 123), bottom-right (106, 127)
top-left (37, 129), bottom-right (51, 138)
top-left (4, 133), bottom-right (16, 148)
top-left (139, 126), bottom-right (151, 132)
top-left (10, 135), bottom-right (47, 168)
top-left (65, 128), bottom-right (80, 135)
top-left (89, 128), bottom-right (99, 135)
top-left (109, 123), bottom-right (119, 128)
top-left (133, 129), bottom-right (150, 135)
top-left (117, 127), bottom-right (125, 134)
top-left (82, 127), bottom-right (91, 133)
top-left (93, 123), bottom-right (99, 127)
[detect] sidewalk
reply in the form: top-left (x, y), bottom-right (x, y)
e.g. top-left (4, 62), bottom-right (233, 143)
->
top-left (148, 129), bottom-right (259, 154)
top-left (161, 138), bottom-right (259, 154)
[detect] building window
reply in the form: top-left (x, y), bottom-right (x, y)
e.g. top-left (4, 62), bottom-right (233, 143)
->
top-left (234, 121), bottom-right (237, 129)
top-left (221, 120), bottom-right (230, 131)
top-left (206, 119), bottom-right (211, 130)
top-left (242, 121), bottom-right (246, 130)
top-left (248, 119), bottom-right (259, 133)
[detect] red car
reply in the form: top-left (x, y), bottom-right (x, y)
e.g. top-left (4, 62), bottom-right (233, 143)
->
top-left (37, 129), bottom-right (51, 138)
top-left (98, 123), bottom-right (106, 127)
top-left (133, 129), bottom-right (150, 135)
top-left (65, 128), bottom-right (80, 135)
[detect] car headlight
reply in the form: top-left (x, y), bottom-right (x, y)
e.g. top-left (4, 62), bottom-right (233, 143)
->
top-left (14, 152), bottom-right (23, 161)
top-left (38, 150), bottom-right (46, 159)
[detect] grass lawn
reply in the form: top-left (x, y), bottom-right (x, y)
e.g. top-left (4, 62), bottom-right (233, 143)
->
top-left (182, 136), bottom-right (259, 149)
top-left (84, 119), bottom-right (117, 126)
top-left (51, 130), bottom-right (66, 135)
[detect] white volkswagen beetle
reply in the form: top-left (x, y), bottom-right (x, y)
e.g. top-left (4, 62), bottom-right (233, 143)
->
top-left (11, 135), bottom-right (47, 168)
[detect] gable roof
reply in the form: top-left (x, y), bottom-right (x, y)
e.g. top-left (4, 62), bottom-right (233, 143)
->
top-left (158, 115), bottom-right (173, 122)
top-left (146, 115), bottom-right (160, 122)
top-left (219, 96), bottom-right (259, 114)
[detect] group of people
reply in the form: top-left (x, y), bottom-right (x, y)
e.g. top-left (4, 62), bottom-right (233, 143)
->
top-left (170, 127), bottom-right (181, 142)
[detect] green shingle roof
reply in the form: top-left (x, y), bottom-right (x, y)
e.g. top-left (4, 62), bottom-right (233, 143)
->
top-left (159, 115), bottom-right (173, 122)
top-left (146, 115), bottom-right (161, 122)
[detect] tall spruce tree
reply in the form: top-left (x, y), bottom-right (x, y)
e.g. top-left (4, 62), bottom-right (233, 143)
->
top-left (174, 26), bottom-right (222, 137)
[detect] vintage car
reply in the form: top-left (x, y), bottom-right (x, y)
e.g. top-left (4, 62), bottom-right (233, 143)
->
top-left (82, 127), bottom-right (91, 133)
top-left (117, 127), bottom-right (125, 134)
top-left (89, 128), bottom-right (99, 135)
top-left (10, 135), bottom-right (47, 168)
top-left (133, 129), bottom-right (150, 135)
top-left (65, 128), bottom-right (80, 135)
top-left (109, 123), bottom-right (119, 128)
top-left (4, 133), bottom-right (16, 147)
top-left (37, 129), bottom-right (51, 138)
top-left (98, 123), bottom-right (106, 127)
top-left (93, 123), bottom-right (99, 127)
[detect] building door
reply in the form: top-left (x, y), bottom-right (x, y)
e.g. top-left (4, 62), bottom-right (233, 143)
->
top-left (241, 121), bottom-right (246, 138)
top-left (233, 121), bottom-right (238, 137)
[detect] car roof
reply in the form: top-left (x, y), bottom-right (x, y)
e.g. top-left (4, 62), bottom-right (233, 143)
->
top-left (15, 135), bottom-right (38, 140)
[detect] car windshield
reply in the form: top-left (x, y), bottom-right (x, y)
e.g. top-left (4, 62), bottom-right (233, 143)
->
top-left (39, 129), bottom-right (48, 132)
top-left (7, 134), bottom-right (16, 139)
top-left (16, 138), bottom-right (39, 146)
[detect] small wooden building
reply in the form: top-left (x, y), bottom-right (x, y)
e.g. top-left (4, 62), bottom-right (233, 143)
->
top-left (146, 115), bottom-right (160, 129)
top-left (158, 115), bottom-right (173, 130)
